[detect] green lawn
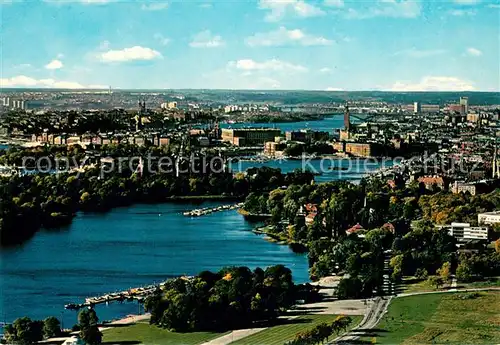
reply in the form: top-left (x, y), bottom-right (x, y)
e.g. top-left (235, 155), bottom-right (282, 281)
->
top-left (457, 277), bottom-right (500, 289)
top-left (230, 314), bottom-right (362, 345)
top-left (398, 276), bottom-right (500, 294)
top-left (102, 323), bottom-right (228, 345)
top-left (367, 292), bottom-right (500, 344)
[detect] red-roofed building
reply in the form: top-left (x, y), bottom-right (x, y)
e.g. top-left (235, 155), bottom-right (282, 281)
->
top-left (346, 223), bottom-right (364, 235)
top-left (418, 176), bottom-right (445, 190)
top-left (381, 223), bottom-right (395, 233)
top-left (304, 203), bottom-right (318, 225)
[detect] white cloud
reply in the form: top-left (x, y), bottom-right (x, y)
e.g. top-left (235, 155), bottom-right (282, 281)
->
top-left (258, 0), bottom-right (326, 22)
top-left (1, 75), bottom-right (108, 89)
top-left (99, 46), bottom-right (162, 62)
top-left (319, 67), bottom-right (333, 73)
top-left (448, 8), bottom-right (476, 15)
top-left (154, 33), bottom-right (171, 46)
top-left (394, 48), bottom-right (446, 58)
top-left (141, 2), bottom-right (168, 11)
top-left (390, 76), bottom-right (475, 91)
top-left (189, 30), bottom-right (225, 48)
top-left (203, 57), bottom-right (308, 89)
top-left (324, 0), bottom-right (344, 7)
top-left (346, 0), bottom-right (421, 19)
top-left (45, 59), bottom-right (63, 70)
top-left (466, 47), bottom-right (482, 56)
top-left (245, 26), bottom-right (333, 47)
top-left (325, 87), bottom-right (344, 91)
top-left (228, 59), bottom-right (307, 73)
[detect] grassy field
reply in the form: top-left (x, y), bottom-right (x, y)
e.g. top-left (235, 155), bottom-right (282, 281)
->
top-left (230, 314), bottom-right (362, 345)
top-left (459, 277), bottom-right (500, 289)
top-left (367, 291), bottom-right (500, 344)
top-left (102, 323), bottom-right (228, 345)
top-left (398, 276), bottom-right (500, 294)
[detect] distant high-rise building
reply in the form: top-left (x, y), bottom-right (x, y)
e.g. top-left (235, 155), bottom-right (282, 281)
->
top-left (460, 97), bottom-right (469, 115)
top-left (493, 145), bottom-right (500, 178)
top-left (344, 104), bottom-right (351, 130)
top-left (413, 102), bottom-right (421, 114)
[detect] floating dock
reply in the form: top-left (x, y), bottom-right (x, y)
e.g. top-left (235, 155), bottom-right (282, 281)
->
top-left (64, 278), bottom-right (192, 310)
top-left (182, 203), bottom-right (244, 217)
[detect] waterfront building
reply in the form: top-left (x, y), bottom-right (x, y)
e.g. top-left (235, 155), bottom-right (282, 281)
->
top-left (344, 142), bottom-right (382, 157)
top-left (332, 142), bottom-right (344, 153)
top-left (285, 130), bottom-right (329, 143)
top-left (331, 141), bottom-right (383, 157)
top-left (286, 131), bottom-right (309, 142)
top-left (339, 129), bottom-right (351, 141)
top-left (221, 128), bottom-right (281, 146)
top-left (263, 141), bottom-right (286, 157)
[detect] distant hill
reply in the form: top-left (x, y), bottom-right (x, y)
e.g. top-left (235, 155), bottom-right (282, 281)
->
top-left (1, 89), bottom-right (499, 106)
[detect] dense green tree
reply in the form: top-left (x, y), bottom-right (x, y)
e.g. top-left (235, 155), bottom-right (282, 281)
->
top-left (4, 317), bottom-right (43, 345)
top-left (42, 316), bottom-right (61, 339)
top-left (78, 309), bottom-right (102, 345)
top-left (456, 261), bottom-right (473, 282)
top-left (144, 265), bottom-right (295, 332)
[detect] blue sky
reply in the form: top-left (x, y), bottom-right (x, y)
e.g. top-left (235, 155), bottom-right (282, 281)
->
top-left (1, 0), bottom-right (499, 91)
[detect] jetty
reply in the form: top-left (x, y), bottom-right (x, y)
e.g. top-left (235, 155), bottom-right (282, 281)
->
top-left (182, 203), bottom-right (244, 217)
top-left (64, 278), bottom-right (192, 311)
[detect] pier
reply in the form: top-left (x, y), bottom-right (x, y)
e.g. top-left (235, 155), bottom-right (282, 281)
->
top-left (182, 203), bottom-right (244, 217)
top-left (64, 278), bottom-right (192, 311)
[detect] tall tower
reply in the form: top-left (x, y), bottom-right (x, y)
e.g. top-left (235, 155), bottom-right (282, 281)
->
top-left (460, 97), bottom-right (469, 115)
top-left (493, 145), bottom-right (500, 179)
top-left (344, 104), bottom-right (351, 130)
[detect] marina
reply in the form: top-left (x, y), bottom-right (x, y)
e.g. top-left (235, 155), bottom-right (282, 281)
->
top-left (64, 277), bottom-right (192, 311)
top-left (183, 202), bottom-right (244, 217)
top-left (0, 202), bottom-right (311, 328)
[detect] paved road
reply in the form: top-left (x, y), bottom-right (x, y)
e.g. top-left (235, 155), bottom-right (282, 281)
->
top-left (395, 286), bottom-right (500, 298)
top-left (331, 296), bottom-right (391, 344)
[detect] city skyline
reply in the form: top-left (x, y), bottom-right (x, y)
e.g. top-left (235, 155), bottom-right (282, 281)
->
top-left (1, 0), bottom-right (499, 91)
